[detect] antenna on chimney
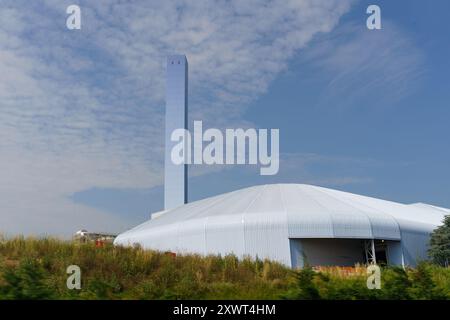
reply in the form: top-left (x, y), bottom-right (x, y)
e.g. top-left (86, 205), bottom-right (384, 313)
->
top-left (164, 55), bottom-right (188, 210)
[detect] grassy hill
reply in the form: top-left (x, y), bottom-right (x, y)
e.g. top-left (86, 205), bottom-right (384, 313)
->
top-left (0, 236), bottom-right (449, 300)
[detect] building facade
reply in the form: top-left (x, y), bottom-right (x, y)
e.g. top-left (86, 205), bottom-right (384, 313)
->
top-left (115, 184), bottom-right (447, 267)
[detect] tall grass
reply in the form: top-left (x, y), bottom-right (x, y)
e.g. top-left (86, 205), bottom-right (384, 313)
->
top-left (0, 237), bottom-right (449, 300)
top-left (0, 236), bottom-right (291, 299)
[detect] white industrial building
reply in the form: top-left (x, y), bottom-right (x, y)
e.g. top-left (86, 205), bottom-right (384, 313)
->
top-left (114, 55), bottom-right (448, 267)
top-left (114, 183), bottom-right (447, 267)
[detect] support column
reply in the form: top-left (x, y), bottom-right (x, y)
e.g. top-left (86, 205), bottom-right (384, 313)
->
top-left (364, 239), bottom-right (377, 264)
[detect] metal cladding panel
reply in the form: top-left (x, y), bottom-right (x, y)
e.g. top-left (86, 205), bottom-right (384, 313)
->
top-left (196, 186), bottom-right (262, 218)
top-left (409, 203), bottom-right (450, 214)
top-left (361, 214), bottom-right (400, 240)
top-left (329, 212), bottom-right (372, 238)
top-left (246, 185), bottom-right (282, 213)
top-left (400, 229), bottom-right (433, 266)
top-left (281, 184), bottom-right (334, 238)
top-left (325, 186), bottom-right (444, 227)
top-left (205, 215), bottom-right (245, 256)
top-left (243, 211), bottom-right (291, 266)
top-left (311, 186), bottom-right (402, 240)
top-left (395, 218), bottom-right (437, 266)
top-left (121, 224), bottom-right (178, 251)
top-left (301, 185), bottom-right (373, 238)
top-left (176, 218), bottom-right (207, 254)
top-left (151, 223), bottom-right (180, 250)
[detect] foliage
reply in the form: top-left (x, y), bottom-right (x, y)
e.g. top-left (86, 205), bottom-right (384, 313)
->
top-left (283, 262), bottom-right (450, 300)
top-left (0, 258), bottom-right (53, 299)
top-left (282, 265), bottom-right (320, 299)
top-left (429, 215), bottom-right (450, 267)
top-left (0, 237), bottom-right (290, 300)
top-left (0, 237), bottom-right (449, 300)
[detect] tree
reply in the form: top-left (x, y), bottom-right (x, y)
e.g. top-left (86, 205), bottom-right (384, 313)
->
top-left (407, 262), bottom-right (446, 299)
top-left (0, 259), bottom-right (53, 300)
top-left (428, 215), bottom-right (450, 267)
top-left (282, 265), bottom-right (321, 300)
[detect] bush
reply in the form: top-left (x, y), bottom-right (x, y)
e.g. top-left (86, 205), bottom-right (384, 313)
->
top-left (0, 237), bottom-right (449, 300)
top-left (429, 215), bottom-right (450, 267)
top-left (287, 265), bottom-right (321, 299)
top-left (381, 266), bottom-right (411, 299)
top-left (0, 259), bottom-right (53, 300)
top-left (407, 263), bottom-right (447, 299)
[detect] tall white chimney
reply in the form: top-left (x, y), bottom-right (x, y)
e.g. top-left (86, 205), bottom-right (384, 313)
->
top-left (164, 55), bottom-right (188, 210)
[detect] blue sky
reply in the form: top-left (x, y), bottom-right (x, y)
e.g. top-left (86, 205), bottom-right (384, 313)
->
top-left (1, 0), bottom-right (449, 236)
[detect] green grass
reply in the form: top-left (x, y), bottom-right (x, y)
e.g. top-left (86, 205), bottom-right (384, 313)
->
top-left (0, 236), bottom-right (449, 300)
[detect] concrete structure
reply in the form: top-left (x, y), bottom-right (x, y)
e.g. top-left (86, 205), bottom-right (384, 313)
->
top-left (164, 55), bottom-right (188, 210)
top-left (115, 184), bottom-right (447, 267)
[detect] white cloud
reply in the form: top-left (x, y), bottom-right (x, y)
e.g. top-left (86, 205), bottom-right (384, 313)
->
top-left (274, 152), bottom-right (376, 186)
top-left (0, 0), bottom-right (353, 236)
top-left (299, 22), bottom-right (424, 109)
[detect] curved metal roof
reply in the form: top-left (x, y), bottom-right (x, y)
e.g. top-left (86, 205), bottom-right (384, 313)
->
top-left (115, 184), bottom-right (446, 246)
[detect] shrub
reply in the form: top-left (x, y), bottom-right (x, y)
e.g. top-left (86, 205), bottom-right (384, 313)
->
top-left (0, 237), bottom-right (449, 300)
top-left (381, 266), bottom-right (411, 299)
top-left (429, 215), bottom-right (450, 267)
top-left (283, 265), bottom-right (320, 300)
top-left (0, 258), bottom-right (53, 300)
top-left (407, 262), bottom-right (447, 299)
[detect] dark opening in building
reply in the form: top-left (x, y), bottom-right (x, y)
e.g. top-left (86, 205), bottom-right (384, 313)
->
top-left (290, 238), bottom-right (400, 268)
